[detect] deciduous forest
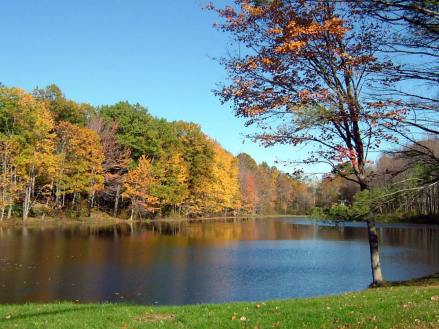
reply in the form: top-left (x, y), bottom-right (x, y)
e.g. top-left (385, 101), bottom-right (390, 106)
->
top-left (0, 84), bottom-right (313, 221)
top-left (0, 81), bottom-right (437, 223)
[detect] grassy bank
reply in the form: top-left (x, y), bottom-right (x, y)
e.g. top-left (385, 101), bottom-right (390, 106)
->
top-left (0, 276), bottom-right (438, 328)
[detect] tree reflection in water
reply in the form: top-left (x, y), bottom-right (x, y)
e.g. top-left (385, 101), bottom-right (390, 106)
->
top-left (0, 218), bottom-right (438, 305)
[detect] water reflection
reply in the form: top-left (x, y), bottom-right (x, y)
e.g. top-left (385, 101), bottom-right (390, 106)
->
top-left (0, 218), bottom-right (438, 305)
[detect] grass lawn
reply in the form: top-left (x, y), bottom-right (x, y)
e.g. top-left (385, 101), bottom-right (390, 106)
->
top-left (0, 276), bottom-right (438, 329)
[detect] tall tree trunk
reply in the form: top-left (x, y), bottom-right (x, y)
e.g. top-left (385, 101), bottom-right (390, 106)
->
top-left (367, 219), bottom-right (384, 285)
top-left (7, 196), bottom-right (13, 219)
top-left (7, 169), bottom-right (15, 220)
top-left (1, 156), bottom-right (7, 221)
top-left (22, 184), bottom-right (31, 221)
top-left (7, 201), bottom-right (12, 219)
top-left (90, 191), bottom-right (95, 209)
top-left (129, 202), bottom-right (135, 221)
top-left (0, 206), bottom-right (4, 222)
top-left (360, 175), bottom-right (385, 286)
top-left (113, 184), bottom-right (120, 218)
top-left (55, 183), bottom-right (60, 206)
top-left (23, 168), bottom-right (36, 221)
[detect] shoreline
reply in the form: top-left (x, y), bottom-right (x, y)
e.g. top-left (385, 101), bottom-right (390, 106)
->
top-left (1, 213), bottom-right (438, 229)
top-left (0, 274), bottom-right (437, 328)
top-left (0, 213), bottom-right (308, 228)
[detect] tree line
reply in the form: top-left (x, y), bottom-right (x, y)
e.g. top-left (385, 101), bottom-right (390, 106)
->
top-left (0, 84), bottom-right (310, 221)
top-left (314, 139), bottom-right (439, 222)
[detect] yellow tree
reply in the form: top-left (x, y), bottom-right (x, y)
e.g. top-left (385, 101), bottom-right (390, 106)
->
top-left (55, 122), bottom-right (104, 210)
top-left (256, 163), bottom-right (277, 214)
top-left (208, 142), bottom-right (241, 214)
top-left (153, 151), bottom-right (189, 215)
top-left (173, 121), bottom-right (216, 217)
top-left (0, 87), bottom-right (57, 220)
top-left (0, 138), bottom-right (19, 221)
top-left (123, 156), bottom-right (159, 220)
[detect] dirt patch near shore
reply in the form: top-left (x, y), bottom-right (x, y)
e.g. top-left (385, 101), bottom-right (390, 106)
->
top-left (134, 313), bottom-right (176, 323)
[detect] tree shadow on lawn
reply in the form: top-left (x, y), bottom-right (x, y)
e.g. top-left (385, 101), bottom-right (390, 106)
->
top-left (389, 272), bottom-right (439, 287)
top-left (0, 304), bottom-right (102, 323)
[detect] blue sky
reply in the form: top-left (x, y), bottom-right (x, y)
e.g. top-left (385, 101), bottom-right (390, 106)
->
top-left (0, 0), bottom-right (321, 175)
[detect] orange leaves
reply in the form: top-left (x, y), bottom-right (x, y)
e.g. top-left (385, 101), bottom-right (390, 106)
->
top-left (260, 57), bottom-right (275, 67)
top-left (245, 105), bottom-right (266, 117)
top-left (297, 89), bottom-right (312, 100)
top-left (246, 58), bottom-right (259, 70)
top-left (209, 0), bottom-right (399, 194)
top-left (123, 156), bottom-right (159, 217)
top-left (297, 89), bottom-right (330, 102)
top-left (55, 121), bottom-right (104, 195)
top-left (285, 19), bottom-right (321, 37)
top-left (268, 27), bottom-right (283, 35)
top-left (235, 56), bottom-right (280, 73)
top-left (345, 54), bottom-right (376, 67)
top-left (242, 2), bottom-right (264, 17)
top-left (275, 40), bottom-right (306, 54)
top-left (272, 16), bottom-right (349, 55)
top-left (323, 17), bottom-right (350, 37)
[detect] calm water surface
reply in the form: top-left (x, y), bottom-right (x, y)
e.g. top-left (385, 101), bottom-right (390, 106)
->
top-left (0, 217), bottom-right (438, 305)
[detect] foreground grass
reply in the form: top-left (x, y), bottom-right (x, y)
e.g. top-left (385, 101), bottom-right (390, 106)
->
top-left (1, 277), bottom-right (438, 329)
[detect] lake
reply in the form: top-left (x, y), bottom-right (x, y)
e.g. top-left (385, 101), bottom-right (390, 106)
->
top-left (0, 217), bottom-right (438, 305)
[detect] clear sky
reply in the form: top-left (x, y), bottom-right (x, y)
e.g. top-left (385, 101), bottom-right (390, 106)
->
top-left (0, 0), bottom-right (320, 175)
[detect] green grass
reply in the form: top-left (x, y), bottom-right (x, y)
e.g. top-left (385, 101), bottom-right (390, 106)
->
top-left (0, 277), bottom-right (438, 329)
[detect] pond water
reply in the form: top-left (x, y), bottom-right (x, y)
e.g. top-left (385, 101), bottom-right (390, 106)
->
top-left (0, 217), bottom-right (438, 305)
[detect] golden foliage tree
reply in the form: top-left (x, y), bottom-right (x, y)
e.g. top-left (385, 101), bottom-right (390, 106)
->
top-left (123, 156), bottom-right (159, 220)
top-left (208, 142), bottom-right (241, 214)
top-left (0, 87), bottom-right (57, 220)
top-left (55, 121), bottom-right (104, 210)
top-left (153, 151), bottom-right (189, 214)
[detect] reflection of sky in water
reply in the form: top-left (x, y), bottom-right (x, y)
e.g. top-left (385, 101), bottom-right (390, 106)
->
top-left (0, 218), bottom-right (438, 305)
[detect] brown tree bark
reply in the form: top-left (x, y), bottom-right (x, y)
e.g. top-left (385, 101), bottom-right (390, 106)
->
top-left (362, 181), bottom-right (385, 286)
top-left (113, 184), bottom-right (120, 218)
top-left (367, 219), bottom-right (384, 286)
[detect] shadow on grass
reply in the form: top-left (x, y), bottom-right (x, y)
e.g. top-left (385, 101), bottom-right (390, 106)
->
top-left (390, 272), bottom-right (439, 286)
top-left (0, 305), bottom-right (101, 323)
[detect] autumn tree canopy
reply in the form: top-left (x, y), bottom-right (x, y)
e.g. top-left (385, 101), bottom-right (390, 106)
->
top-left (208, 0), bottom-right (409, 191)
